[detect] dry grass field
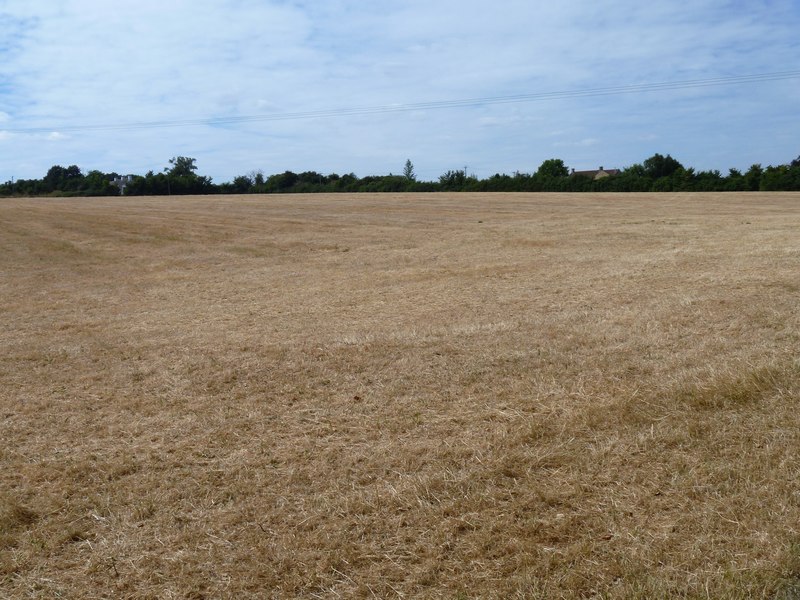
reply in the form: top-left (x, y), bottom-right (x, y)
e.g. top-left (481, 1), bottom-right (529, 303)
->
top-left (1, 192), bottom-right (800, 599)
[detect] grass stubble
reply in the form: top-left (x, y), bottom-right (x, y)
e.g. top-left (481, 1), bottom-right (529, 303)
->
top-left (1, 192), bottom-right (799, 598)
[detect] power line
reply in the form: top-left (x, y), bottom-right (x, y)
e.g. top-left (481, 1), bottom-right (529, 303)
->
top-left (5, 70), bottom-right (800, 134)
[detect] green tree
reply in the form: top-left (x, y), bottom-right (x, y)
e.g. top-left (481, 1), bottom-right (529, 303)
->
top-left (265, 171), bottom-right (299, 193)
top-left (642, 154), bottom-right (682, 179)
top-left (610, 164), bottom-right (651, 192)
top-left (535, 159), bottom-right (569, 179)
top-left (166, 156), bottom-right (198, 178)
top-left (760, 164), bottom-right (800, 191)
top-left (251, 170), bottom-right (265, 186)
top-left (438, 169), bottom-right (466, 191)
top-left (43, 164), bottom-right (84, 193)
top-left (403, 159), bottom-right (416, 181)
top-left (82, 170), bottom-right (117, 196)
top-left (725, 168), bottom-right (746, 191)
top-left (336, 173), bottom-right (358, 192)
top-left (161, 157), bottom-right (213, 195)
top-left (231, 175), bottom-right (253, 193)
top-left (744, 164), bottom-right (763, 191)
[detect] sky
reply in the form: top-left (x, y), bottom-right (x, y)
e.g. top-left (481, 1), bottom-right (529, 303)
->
top-left (1, 0), bottom-right (799, 183)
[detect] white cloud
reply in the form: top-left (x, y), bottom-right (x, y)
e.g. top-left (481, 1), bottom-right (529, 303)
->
top-left (1, 1), bottom-right (799, 181)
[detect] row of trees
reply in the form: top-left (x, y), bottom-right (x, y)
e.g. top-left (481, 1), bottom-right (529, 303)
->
top-left (1, 164), bottom-right (121, 197)
top-left (3, 154), bottom-right (800, 197)
top-left (125, 156), bottom-right (214, 195)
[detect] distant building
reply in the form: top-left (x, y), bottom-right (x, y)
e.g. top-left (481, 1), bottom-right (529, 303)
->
top-left (571, 166), bottom-right (621, 180)
top-left (111, 175), bottom-right (135, 193)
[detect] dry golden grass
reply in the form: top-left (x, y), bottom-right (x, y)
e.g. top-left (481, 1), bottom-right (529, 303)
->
top-left (1, 192), bottom-right (800, 599)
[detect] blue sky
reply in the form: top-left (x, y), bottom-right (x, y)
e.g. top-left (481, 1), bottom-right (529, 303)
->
top-left (1, 0), bottom-right (799, 183)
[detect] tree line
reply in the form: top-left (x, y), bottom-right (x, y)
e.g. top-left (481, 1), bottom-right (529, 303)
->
top-left (2, 153), bottom-right (800, 197)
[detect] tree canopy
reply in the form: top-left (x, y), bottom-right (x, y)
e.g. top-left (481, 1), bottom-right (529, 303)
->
top-left (642, 153), bottom-right (683, 179)
top-left (403, 159), bottom-right (416, 182)
top-left (535, 158), bottom-right (570, 180)
top-left (166, 156), bottom-right (198, 178)
top-left (3, 152), bottom-right (800, 197)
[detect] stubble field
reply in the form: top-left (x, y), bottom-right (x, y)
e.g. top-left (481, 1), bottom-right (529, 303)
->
top-left (1, 192), bottom-right (800, 599)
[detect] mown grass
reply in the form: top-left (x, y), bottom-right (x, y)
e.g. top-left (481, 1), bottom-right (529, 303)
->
top-left (1, 192), bottom-right (799, 598)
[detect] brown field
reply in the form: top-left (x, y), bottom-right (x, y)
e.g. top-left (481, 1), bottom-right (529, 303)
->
top-left (1, 192), bottom-right (800, 599)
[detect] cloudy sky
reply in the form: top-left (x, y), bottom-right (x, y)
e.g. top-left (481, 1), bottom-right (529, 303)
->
top-left (1, 0), bottom-right (799, 183)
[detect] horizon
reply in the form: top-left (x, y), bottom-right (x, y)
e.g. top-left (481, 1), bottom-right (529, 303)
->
top-left (3, 151), bottom-right (790, 186)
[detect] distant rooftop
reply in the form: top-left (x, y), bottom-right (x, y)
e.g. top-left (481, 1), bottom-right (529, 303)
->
top-left (571, 166), bottom-right (621, 180)
top-left (111, 174), bottom-right (135, 191)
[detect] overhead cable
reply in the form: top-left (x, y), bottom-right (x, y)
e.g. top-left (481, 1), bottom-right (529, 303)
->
top-left (6, 70), bottom-right (800, 134)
